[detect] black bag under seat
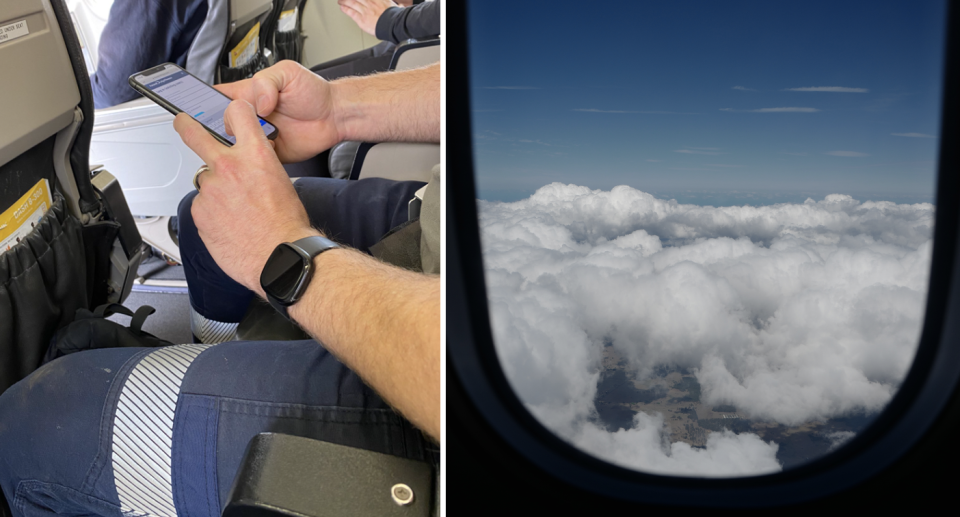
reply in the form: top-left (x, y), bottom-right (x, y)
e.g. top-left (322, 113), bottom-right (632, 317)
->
top-left (43, 303), bottom-right (175, 365)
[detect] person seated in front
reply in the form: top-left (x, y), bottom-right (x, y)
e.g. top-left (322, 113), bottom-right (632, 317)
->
top-left (311, 0), bottom-right (440, 80)
top-left (90, 0), bottom-right (211, 108)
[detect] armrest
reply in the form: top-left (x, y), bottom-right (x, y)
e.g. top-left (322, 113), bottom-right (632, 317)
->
top-left (350, 142), bottom-right (440, 182)
top-left (223, 433), bottom-right (435, 517)
top-left (389, 39), bottom-right (441, 71)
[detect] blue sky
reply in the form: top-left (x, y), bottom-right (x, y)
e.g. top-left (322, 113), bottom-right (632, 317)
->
top-left (467, 0), bottom-right (947, 205)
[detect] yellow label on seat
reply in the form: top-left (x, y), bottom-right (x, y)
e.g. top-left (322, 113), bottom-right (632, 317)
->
top-left (229, 22), bottom-right (260, 68)
top-left (0, 179), bottom-right (52, 255)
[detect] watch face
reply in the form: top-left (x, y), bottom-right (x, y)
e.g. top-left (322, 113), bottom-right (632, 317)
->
top-left (261, 244), bottom-right (307, 302)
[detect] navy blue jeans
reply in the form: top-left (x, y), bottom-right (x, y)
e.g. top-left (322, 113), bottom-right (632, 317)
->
top-left (179, 177), bottom-right (425, 323)
top-left (0, 342), bottom-right (434, 517)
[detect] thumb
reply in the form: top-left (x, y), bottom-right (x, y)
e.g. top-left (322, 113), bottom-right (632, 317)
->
top-left (223, 100), bottom-right (269, 147)
top-left (250, 66), bottom-right (290, 116)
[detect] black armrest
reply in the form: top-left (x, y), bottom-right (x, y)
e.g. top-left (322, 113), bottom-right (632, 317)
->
top-left (388, 38), bottom-right (441, 71)
top-left (223, 433), bottom-right (435, 517)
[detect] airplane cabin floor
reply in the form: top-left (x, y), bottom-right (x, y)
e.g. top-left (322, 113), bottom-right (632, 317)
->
top-left (108, 254), bottom-right (194, 345)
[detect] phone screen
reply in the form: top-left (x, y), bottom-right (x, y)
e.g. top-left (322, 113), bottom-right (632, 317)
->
top-left (132, 65), bottom-right (277, 145)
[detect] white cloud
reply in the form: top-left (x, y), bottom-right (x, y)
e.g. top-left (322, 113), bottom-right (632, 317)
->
top-left (518, 139), bottom-right (552, 146)
top-left (827, 151), bottom-right (869, 157)
top-left (784, 87), bottom-right (869, 93)
top-left (722, 107), bottom-right (821, 113)
top-left (892, 133), bottom-right (936, 138)
top-left (574, 108), bottom-right (641, 113)
top-left (480, 184), bottom-right (932, 476)
top-left (733, 86), bottom-right (758, 91)
top-left (674, 149), bottom-right (723, 155)
top-left (573, 109), bottom-right (697, 114)
top-left (567, 413), bottom-right (781, 477)
top-left (825, 431), bottom-right (856, 452)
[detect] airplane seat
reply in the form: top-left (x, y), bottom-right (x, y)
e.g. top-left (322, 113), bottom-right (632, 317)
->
top-left (329, 38), bottom-right (441, 183)
top-left (86, 0), bottom-right (274, 264)
top-left (0, 0), bottom-right (142, 393)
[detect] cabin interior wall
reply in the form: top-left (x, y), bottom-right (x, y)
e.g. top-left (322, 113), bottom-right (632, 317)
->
top-left (299, 1), bottom-right (382, 68)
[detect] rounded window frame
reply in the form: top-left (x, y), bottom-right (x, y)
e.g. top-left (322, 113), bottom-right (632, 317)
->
top-left (447, 1), bottom-right (960, 507)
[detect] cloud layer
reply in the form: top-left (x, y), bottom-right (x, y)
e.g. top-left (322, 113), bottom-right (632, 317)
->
top-left (827, 151), bottom-right (869, 157)
top-left (480, 184), bottom-right (933, 476)
top-left (721, 107), bottom-right (820, 113)
top-left (784, 86), bottom-right (869, 93)
top-left (892, 133), bottom-right (936, 138)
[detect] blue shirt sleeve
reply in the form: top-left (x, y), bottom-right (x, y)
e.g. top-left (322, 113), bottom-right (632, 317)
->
top-left (375, 0), bottom-right (441, 44)
top-left (90, 0), bottom-right (186, 109)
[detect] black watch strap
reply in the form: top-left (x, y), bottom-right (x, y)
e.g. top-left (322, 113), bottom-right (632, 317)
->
top-left (267, 291), bottom-right (292, 321)
top-left (263, 235), bottom-right (340, 320)
top-left (292, 235), bottom-right (340, 257)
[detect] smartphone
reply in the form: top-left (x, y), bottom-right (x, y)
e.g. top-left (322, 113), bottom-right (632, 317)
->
top-left (128, 63), bottom-right (278, 146)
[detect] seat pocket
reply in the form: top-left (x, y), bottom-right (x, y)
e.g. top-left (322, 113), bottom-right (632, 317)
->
top-left (0, 196), bottom-right (116, 392)
top-left (219, 51), bottom-right (266, 84)
top-left (274, 29), bottom-right (302, 63)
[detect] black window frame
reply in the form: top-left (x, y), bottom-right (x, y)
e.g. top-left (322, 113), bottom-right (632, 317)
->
top-left (447, 0), bottom-right (960, 509)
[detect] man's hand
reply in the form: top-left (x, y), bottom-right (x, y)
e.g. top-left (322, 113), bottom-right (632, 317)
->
top-left (338, 0), bottom-right (399, 36)
top-left (174, 100), bottom-right (320, 294)
top-left (214, 61), bottom-right (342, 163)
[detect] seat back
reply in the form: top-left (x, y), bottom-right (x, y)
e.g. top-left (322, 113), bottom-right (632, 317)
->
top-left (0, 0), bottom-right (141, 392)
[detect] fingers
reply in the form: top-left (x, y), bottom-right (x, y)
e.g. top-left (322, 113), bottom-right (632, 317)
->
top-left (249, 62), bottom-right (302, 116)
top-left (174, 113), bottom-right (224, 163)
top-left (339, 0), bottom-right (362, 16)
top-left (214, 64), bottom-right (295, 117)
top-left (223, 100), bottom-right (270, 147)
top-left (213, 81), bottom-right (252, 104)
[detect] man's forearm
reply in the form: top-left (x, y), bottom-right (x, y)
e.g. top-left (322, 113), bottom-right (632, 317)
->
top-left (288, 242), bottom-right (441, 441)
top-left (330, 62), bottom-right (441, 144)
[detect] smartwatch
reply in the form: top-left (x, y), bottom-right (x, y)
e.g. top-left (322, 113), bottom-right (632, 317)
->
top-left (260, 235), bottom-right (340, 319)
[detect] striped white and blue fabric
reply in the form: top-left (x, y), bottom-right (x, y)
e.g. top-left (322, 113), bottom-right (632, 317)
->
top-left (190, 307), bottom-right (239, 344)
top-left (111, 344), bottom-right (212, 517)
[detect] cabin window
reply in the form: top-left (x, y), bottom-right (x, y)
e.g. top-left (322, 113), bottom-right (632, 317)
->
top-left (468, 0), bottom-right (946, 476)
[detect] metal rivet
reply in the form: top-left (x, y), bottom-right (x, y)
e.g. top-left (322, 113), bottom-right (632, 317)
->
top-left (391, 483), bottom-right (414, 506)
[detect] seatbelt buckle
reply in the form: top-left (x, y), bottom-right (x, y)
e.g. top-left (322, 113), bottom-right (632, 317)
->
top-left (408, 184), bottom-right (428, 221)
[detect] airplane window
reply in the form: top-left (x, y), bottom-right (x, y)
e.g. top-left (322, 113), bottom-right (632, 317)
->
top-left (468, 0), bottom-right (946, 477)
